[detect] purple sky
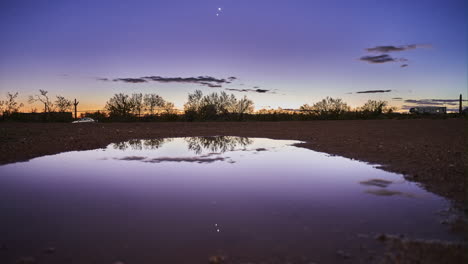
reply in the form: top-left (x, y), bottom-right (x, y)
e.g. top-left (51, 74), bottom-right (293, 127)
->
top-left (0, 0), bottom-right (467, 111)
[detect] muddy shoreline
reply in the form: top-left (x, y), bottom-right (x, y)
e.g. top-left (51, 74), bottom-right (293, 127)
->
top-left (0, 119), bottom-right (466, 205)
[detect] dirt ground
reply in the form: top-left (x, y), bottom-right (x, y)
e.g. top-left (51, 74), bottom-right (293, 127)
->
top-left (0, 119), bottom-right (466, 206)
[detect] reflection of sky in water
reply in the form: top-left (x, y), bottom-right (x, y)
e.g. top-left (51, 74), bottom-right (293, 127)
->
top-left (0, 137), bottom-right (461, 263)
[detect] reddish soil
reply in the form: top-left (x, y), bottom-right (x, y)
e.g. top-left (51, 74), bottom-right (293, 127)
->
top-left (0, 119), bottom-right (466, 204)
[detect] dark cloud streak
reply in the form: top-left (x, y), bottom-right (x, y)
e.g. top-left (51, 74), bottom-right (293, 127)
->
top-left (114, 78), bottom-right (148, 83)
top-left (99, 75), bottom-right (237, 88)
top-left (366, 44), bottom-right (430, 53)
top-left (226, 88), bottom-right (272, 94)
top-left (359, 54), bottom-right (408, 64)
top-left (356, 90), bottom-right (392, 94)
top-left (404, 99), bottom-right (467, 106)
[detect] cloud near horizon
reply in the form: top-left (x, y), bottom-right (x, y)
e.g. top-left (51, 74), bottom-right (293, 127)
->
top-left (404, 99), bottom-right (467, 107)
top-left (225, 88), bottom-right (272, 93)
top-left (99, 75), bottom-right (236, 88)
top-left (356, 90), bottom-right (392, 94)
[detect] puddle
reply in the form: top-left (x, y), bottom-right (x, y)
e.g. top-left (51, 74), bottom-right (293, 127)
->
top-left (0, 137), bottom-right (462, 263)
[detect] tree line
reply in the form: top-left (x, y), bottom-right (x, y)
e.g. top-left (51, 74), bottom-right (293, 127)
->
top-left (0, 89), bottom-right (458, 122)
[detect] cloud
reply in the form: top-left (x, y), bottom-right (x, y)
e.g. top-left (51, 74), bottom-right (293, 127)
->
top-left (404, 99), bottom-right (466, 106)
top-left (356, 90), bottom-right (392, 94)
top-left (359, 54), bottom-right (407, 64)
top-left (114, 78), bottom-right (148, 83)
top-left (143, 76), bottom-right (229, 84)
top-left (226, 88), bottom-right (271, 93)
top-left (392, 97), bottom-right (403, 100)
top-left (360, 44), bottom-right (430, 67)
top-left (366, 44), bottom-right (430, 53)
top-left (101, 75), bottom-right (237, 88)
top-left (199, 82), bottom-right (223, 88)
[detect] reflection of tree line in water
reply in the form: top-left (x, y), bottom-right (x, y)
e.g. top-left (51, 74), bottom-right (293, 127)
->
top-left (185, 136), bottom-right (253, 154)
top-left (112, 136), bottom-right (253, 154)
top-left (112, 138), bottom-right (170, 151)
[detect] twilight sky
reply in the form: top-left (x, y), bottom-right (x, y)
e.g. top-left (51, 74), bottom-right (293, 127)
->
top-left (0, 0), bottom-right (467, 112)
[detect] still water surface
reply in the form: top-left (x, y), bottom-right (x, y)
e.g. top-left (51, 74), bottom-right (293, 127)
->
top-left (0, 137), bottom-right (459, 263)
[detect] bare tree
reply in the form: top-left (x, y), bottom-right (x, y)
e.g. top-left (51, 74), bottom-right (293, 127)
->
top-left (0, 99), bottom-right (4, 115)
top-left (300, 97), bottom-right (350, 116)
top-left (143, 94), bottom-right (165, 115)
top-left (184, 90), bottom-right (204, 113)
top-left (55, 96), bottom-right (72, 112)
top-left (105, 93), bottom-right (135, 117)
top-left (360, 100), bottom-right (396, 114)
top-left (184, 90), bottom-right (254, 120)
top-left (28, 90), bottom-right (54, 113)
top-left (131, 93), bottom-right (144, 117)
top-left (162, 101), bottom-right (176, 114)
top-left (232, 96), bottom-right (254, 116)
top-left (4, 92), bottom-right (24, 115)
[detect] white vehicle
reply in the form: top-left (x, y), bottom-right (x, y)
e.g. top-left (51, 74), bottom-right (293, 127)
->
top-left (72, 117), bottom-right (97, 123)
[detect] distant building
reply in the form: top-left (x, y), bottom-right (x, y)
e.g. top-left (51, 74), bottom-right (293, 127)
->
top-left (409, 107), bottom-right (446, 114)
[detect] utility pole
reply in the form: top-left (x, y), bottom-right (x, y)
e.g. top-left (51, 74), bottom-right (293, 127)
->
top-left (460, 94), bottom-right (463, 115)
top-left (73, 99), bottom-right (79, 119)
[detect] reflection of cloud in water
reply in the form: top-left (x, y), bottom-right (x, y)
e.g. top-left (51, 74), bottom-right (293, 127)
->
top-left (360, 179), bottom-right (393, 188)
top-left (145, 157), bottom-right (226, 164)
top-left (119, 156), bottom-right (146, 161)
top-left (365, 189), bottom-right (415, 198)
top-left (116, 153), bottom-right (230, 164)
